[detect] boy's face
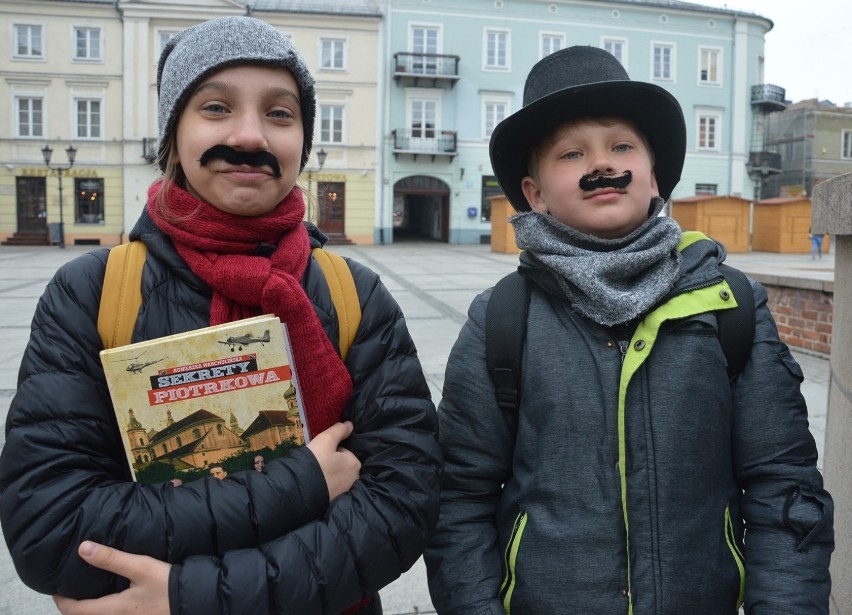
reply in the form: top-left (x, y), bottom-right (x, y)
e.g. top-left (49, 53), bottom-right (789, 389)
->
top-left (175, 64), bottom-right (304, 217)
top-left (521, 117), bottom-right (660, 239)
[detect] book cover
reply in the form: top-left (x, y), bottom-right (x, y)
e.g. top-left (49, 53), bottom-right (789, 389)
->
top-left (100, 314), bottom-right (308, 485)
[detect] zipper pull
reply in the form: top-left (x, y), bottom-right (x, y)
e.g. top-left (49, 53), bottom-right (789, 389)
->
top-left (617, 340), bottom-right (630, 362)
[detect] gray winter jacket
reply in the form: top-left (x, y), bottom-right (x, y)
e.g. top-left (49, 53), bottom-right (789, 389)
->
top-left (425, 233), bottom-right (833, 615)
top-left (0, 213), bottom-right (441, 614)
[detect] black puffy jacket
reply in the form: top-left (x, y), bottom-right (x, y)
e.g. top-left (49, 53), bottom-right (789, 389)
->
top-left (0, 213), bottom-right (441, 614)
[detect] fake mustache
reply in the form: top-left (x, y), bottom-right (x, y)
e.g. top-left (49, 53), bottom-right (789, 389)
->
top-left (198, 145), bottom-right (282, 178)
top-left (579, 170), bottom-right (633, 192)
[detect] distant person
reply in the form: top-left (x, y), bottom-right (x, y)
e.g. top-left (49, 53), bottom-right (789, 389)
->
top-left (811, 227), bottom-right (824, 259)
top-left (253, 454), bottom-right (266, 472)
top-left (208, 463), bottom-right (227, 480)
top-left (425, 46), bottom-right (833, 614)
top-left (0, 15), bottom-right (440, 615)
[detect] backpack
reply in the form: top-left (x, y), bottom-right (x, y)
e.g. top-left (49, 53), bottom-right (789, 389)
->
top-left (485, 264), bottom-right (755, 415)
top-left (97, 241), bottom-right (361, 360)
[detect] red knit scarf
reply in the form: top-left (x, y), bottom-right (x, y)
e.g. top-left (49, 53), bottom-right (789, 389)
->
top-left (146, 180), bottom-right (352, 438)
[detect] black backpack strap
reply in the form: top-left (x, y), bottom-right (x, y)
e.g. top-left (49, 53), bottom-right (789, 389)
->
top-left (717, 264), bottom-right (755, 379)
top-left (485, 271), bottom-right (531, 415)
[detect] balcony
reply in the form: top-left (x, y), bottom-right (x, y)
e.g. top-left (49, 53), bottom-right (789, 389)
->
top-left (746, 150), bottom-right (782, 178)
top-left (393, 52), bottom-right (460, 88)
top-left (751, 84), bottom-right (786, 112)
top-left (391, 129), bottom-right (458, 161)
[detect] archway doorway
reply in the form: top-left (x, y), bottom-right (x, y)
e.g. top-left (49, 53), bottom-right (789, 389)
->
top-left (392, 175), bottom-right (449, 242)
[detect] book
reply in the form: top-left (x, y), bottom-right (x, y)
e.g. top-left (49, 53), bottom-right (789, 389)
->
top-left (100, 314), bottom-right (308, 485)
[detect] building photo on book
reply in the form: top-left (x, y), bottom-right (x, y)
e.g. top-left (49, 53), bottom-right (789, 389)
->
top-left (100, 314), bottom-right (308, 485)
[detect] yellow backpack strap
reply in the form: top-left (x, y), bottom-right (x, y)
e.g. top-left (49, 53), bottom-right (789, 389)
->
top-left (312, 247), bottom-right (361, 361)
top-left (97, 241), bottom-right (147, 349)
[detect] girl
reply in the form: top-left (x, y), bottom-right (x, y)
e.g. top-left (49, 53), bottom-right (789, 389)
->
top-left (0, 16), bottom-right (441, 615)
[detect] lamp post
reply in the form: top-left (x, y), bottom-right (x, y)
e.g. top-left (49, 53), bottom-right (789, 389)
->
top-left (41, 144), bottom-right (77, 249)
top-left (306, 148), bottom-right (328, 221)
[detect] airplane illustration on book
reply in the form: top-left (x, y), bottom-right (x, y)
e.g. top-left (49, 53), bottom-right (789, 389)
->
top-left (113, 352), bottom-right (165, 374)
top-left (218, 330), bottom-right (271, 352)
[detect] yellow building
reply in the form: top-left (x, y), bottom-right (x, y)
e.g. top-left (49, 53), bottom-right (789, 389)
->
top-left (1, 0), bottom-right (125, 246)
top-left (1, 0), bottom-right (382, 246)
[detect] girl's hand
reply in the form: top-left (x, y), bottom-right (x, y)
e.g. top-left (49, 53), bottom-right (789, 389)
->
top-left (53, 541), bottom-right (170, 615)
top-left (306, 421), bottom-right (361, 500)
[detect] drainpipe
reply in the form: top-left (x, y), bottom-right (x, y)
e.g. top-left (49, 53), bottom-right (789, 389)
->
top-left (376, 0), bottom-right (391, 243)
top-left (728, 14), bottom-right (736, 197)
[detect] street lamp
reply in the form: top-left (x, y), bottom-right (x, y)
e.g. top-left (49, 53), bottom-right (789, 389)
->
top-left (306, 148), bottom-right (328, 221)
top-left (41, 143), bottom-right (77, 249)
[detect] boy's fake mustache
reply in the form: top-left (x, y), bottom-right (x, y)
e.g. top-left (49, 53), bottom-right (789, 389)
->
top-left (579, 170), bottom-right (633, 191)
top-left (198, 145), bottom-right (282, 178)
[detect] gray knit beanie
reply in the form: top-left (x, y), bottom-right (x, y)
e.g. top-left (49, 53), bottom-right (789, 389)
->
top-left (156, 16), bottom-right (316, 172)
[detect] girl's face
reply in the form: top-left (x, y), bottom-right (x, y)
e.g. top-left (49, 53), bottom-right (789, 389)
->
top-left (174, 65), bottom-right (304, 217)
top-left (521, 117), bottom-right (659, 239)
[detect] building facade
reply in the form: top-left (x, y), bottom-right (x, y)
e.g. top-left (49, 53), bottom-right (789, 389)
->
top-left (1, 0), bottom-right (381, 246)
top-left (383, 0), bottom-right (779, 243)
top-left (761, 99), bottom-right (852, 200)
top-left (2, 0), bottom-right (786, 246)
top-left (1, 0), bottom-right (124, 246)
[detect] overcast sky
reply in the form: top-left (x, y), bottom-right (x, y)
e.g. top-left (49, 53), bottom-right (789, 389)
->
top-left (699, 0), bottom-right (852, 106)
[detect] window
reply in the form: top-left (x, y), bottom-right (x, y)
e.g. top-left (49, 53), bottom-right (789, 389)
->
top-left (76, 99), bottom-right (101, 138)
top-left (411, 25), bottom-right (440, 74)
top-left (697, 113), bottom-right (720, 150)
top-left (14, 24), bottom-right (43, 58)
top-left (410, 99), bottom-right (436, 139)
top-left (540, 33), bottom-right (564, 59)
top-left (784, 132), bottom-right (795, 160)
top-left (192, 428), bottom-right (201, 439)
top-left (158, 31), bottom-right (178, 54)
top-left (320, 38), bottom-right (345, 70)
top-left (319, 105), bottom-right (344, 144)
top-left (17, 97), bottom-right (43, 137)
top-left (484, 29), bottom-right (509, 70)
top-left (652, 43), bottom-right (674, 81)
top-left (176, 436), bottom-right (182, 447)
top-left (695, 183), bottom-right (717, 196)
top-left (74, 27), bottom-right (101, 61)
top-left (602, 38), bottom-right (627, 66)
top-left (699, 47), bottom-right (721, 85)
top-left (75, 178), bottom-right (104, 224)
top-left (843, 130), bottom-right (852, 159)
top-left (483, 96), bottom-right (510, 139)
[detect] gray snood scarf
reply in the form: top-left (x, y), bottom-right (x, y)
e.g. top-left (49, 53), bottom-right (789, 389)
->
top-left (511, 197), bottom-right (683, 326)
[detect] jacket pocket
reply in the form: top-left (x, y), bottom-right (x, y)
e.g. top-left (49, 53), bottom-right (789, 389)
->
top-left (498, 510), bottom-right (528, 614)
top-left (724, 505), bottom-right (746, 609)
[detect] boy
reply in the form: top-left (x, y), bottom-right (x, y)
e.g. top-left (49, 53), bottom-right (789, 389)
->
top-left (424, 46), bottom-right (833, 614)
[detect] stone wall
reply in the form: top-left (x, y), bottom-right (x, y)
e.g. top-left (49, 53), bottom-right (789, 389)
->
top-left (812, 172), bottom-right (852, 615)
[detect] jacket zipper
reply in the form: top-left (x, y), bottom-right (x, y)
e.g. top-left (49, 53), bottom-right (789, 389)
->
top-left (499, 510), bottom-right (528, 614)
top-left (617, 340), bottom-right (630, 362)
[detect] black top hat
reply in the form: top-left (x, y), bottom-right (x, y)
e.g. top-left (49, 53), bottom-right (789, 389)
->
top-left (489, 46), bottom-right (686, 211)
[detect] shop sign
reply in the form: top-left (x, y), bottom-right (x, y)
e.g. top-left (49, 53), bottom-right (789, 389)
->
top-left (19, 168), bottom-right (99, 178)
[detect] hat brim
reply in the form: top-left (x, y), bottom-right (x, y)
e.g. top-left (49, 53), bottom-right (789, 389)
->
top-left (489, 80), bottom-right (686, 211)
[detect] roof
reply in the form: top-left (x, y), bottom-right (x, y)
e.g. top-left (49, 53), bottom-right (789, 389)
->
top-left (597, 0), bottom-right (772, 28)
top-left (241, 410), bottom-right (296, 438)
top-left (247, 0), bottom-right (380, 15)
top-left (148, 409), bottom-right (222, 444)
top-left (756, 196), bottom-right (811, 205)
top-left (674, 195), bottom-right (750, 203)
